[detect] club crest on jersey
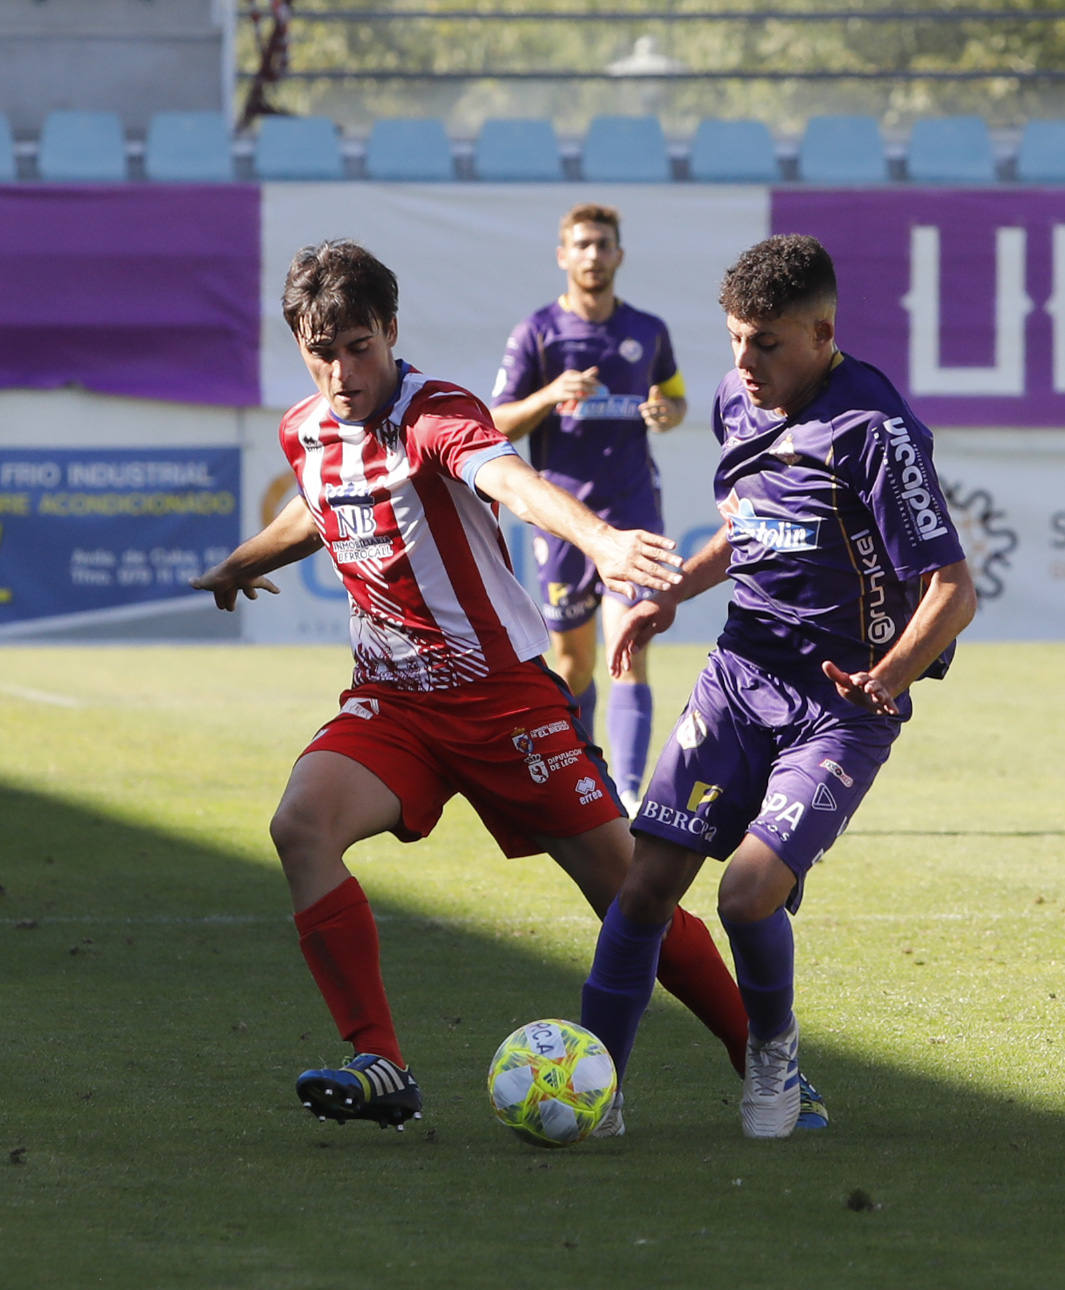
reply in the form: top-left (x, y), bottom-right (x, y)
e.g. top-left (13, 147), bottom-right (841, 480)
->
top-left (770, 432), bottom-right (801, 465)
top-left (721, 493), bottom-right (819, 552)
top-left (619, 338), bottom-right (644, 363)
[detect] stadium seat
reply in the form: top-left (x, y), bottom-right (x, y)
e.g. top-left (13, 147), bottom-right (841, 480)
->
top-left (581, 115), bottom-right (671, 182)
top-left (1015, 119), bottom-right (1065, 183)
top-left (364, 118), bottom-right (454, 181)
top-left (474, 118), bottom-right (564, 181)
top-left (688, 119), bottom-right (778, 183)
top-left (798, 114), bottom-right (888, 184)
top-left (38, 110), bottom-right (127, 182)
top-left (145, 110), bottom-right (234, 183)
top-left (254, 116), bottom-right (344, 181)
top-left (0, 114), bottom-right (15, 182)
top-left (906, 116), bottom-right (996, 184)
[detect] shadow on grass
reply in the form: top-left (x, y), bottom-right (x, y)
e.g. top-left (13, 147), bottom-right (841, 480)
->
top-left (4, 780), bottom-right (1064, 1290)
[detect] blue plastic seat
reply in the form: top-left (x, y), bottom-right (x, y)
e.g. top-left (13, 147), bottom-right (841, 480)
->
top-left (688, 119), bottom-right (777, 183)
top-left (254, 116), bottom-right (344, 181)
top-left (0, 114), bottom-right (15, 182)
top-left (365, 118), bottom-right (454, 181)
top-left (1015, 119), bottom-right (1065, 183)
top-left (798, 114), bottom-right (888, 184)
top-left (907, 116), bottom-right (996, 184)
top-left (474, 118), bottom-right (563, 181)
top-left (582, 115), bottom-right (671, 183)
top-left (145, 111), bottom-right (234, 182)
top-left (38, 110), bottom-right (127, 182)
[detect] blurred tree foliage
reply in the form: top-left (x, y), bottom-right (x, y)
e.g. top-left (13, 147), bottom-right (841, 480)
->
top-left (237, 1), bottom-right (1065, 137)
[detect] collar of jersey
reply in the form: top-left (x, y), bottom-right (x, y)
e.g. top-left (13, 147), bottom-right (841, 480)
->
top-left (327, 360), bottom-right (410, 429)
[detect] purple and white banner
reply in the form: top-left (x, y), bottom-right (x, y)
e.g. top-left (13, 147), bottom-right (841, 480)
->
top-left (0, 186), bottom-right (261, 406)
top-left (773, 189), bottom-right (1065, 427)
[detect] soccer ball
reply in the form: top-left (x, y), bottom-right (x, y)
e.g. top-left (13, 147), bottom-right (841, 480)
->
top-left (487, 1018), bottom-right (617, 1147)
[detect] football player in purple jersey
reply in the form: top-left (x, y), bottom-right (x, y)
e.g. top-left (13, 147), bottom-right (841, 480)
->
top-left (580, 233), bottom-right (977, 1138)
top-left (492, 203), bottom-right (687, 816)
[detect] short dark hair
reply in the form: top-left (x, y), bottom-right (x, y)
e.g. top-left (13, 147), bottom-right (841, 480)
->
top-left (559, 202), bottom-right (621, 245)
top-left (719, 234), bottom-right (837, 321)
top-left (282, 239), bottom-right (399, 342)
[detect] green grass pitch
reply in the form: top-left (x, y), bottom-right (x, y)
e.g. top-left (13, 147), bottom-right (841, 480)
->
top-left (2, 641), bottom-right (1063, 1289)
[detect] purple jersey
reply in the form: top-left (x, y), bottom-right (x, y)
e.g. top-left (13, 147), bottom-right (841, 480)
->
top-left (491, 298), bottom-right (683, 520)
top-left (712, 354), bottom-right (966, 683)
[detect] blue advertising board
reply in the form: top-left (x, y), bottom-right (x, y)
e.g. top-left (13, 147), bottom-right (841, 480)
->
top-left (0, 447), bottom-right (240, 634)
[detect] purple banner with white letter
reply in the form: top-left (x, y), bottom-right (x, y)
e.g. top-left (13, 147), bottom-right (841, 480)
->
top-left (0, 186), bottom-right (260, 406)
top-left (772, 189), bottom-right (1065, 427)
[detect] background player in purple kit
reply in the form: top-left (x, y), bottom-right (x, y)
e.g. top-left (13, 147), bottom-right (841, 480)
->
top-left (491, 203), bottom-right (686, 815)
top-left (580, 233), bottom-right (977, 1138)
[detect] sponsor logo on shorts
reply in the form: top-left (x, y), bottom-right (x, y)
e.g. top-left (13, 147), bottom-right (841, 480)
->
top-left (686, 781), bottom-right (723, 812)
top-left (530, 720), bottom-right (569, 739)
top-left (640, 800), bottom-right (715, 838)
top-left (676, 710), bottom-right (709, 750)
top-left (819, 758), bottom-right (854, 788)
top-left (340, 697), bottom-right (380, 721)
top-left (756, 791), bottom-right (806, 842)
top-left (576, 775), bottom-right (603, 805)
top-left (527, 758), bottom-right (549, 784)
top-left (812, 784), bottom-right (838, 812)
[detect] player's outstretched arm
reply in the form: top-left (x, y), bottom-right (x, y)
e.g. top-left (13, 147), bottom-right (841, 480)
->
top-left (607, 525), bottom-right (733, 674)
top-left (823, 558), bottom-right (977, 714)
top-left (190, 495), bottom-right (323, 611)
top-left (475, 453), bottom-right (682, 596)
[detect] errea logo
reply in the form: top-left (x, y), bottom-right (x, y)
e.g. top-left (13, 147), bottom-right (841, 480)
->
top-left (576, 776), bottom-right (603, 805)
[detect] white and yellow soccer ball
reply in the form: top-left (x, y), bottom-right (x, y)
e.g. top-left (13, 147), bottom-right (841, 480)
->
top-left (487, 1018), bottom-right (617, 1147)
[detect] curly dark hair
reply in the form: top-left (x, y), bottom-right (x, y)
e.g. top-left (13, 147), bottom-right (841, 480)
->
top-left (719, 234), bottom-right (837, 321)
top-left (282, 239), bottom-right (399, 342)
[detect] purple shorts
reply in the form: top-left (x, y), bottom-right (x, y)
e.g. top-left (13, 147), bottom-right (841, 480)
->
top-left (635, 647), bottom-right (901, 911)
top-left (530, 490), bottom-right (663, 633)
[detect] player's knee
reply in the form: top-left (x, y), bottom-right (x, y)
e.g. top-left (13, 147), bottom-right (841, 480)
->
top-left (269, 797), bottom-right (322, 869)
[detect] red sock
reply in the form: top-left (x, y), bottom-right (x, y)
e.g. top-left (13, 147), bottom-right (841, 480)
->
top-left (656, 906), bottom-right (748, 1076)
top-left (293, 876), bottom-right (405, 1067)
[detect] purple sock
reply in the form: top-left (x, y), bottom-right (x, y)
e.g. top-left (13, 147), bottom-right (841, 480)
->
top-left (720, 909), bottom-right (795, 1041)
top-left (574, 681), bottom-right (597, 742)
top-left (606, 682), bottom-right (652, 796)
top-left (581, 898), bottom-right (668, 1084)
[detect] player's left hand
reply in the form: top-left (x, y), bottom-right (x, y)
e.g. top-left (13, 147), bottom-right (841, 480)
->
top-left (822, 660), bottom-right (900, 716)
top-left (596, 528), bottom-right (682, 599)
top-left (609, 596), bottom-right (677, 675)
top-left (639, 385), bottom-right (674, 432)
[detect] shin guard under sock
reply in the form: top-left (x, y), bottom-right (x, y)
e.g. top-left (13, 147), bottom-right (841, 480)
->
top-left (294, 876), bottom-right (404, 1065)
top-left (581, 898), bottom-right (668, 1084)
top-left (606, 681), bottom-right (652, 797)
top-left (657, 907), bottom-right (749, 1076)
top-left (720, 908), bottom-right (795, 1042)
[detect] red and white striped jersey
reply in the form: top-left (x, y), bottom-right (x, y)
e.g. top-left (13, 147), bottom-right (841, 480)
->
top-left (280, 362), bottom-right (550, 692)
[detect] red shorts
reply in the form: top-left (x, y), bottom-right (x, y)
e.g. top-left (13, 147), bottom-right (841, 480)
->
top-left (299, 658), bottom-right (624, 857)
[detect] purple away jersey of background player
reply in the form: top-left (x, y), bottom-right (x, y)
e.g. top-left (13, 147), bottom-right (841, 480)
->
top-left (711, 353), bottom-right (967, 691)
top-left (491, 298), bottom-right (685, 518)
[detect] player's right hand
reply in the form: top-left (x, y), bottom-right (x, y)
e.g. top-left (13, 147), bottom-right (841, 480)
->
top-left (551, 366), bottom-right (601, 406)
top-left (609, 595), bottom-right (678, 676)
top-left (189, 569), bottom-right (280, 612)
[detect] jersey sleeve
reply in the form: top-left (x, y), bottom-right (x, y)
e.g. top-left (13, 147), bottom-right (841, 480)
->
top-left (490, 318), bottom-right (542, 407)
top-left (843, 410), bottom-right (966, 579)
top-left (411, 391), bottom-right (517, 485)
top-left (651, 321), bottom-right (685, 397)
